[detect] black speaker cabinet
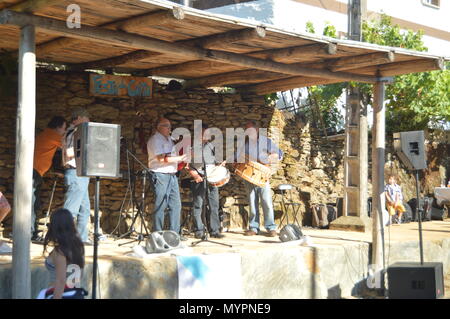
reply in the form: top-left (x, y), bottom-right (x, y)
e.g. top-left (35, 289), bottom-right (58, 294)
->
top-left (393, 131), bottom-right (427, 170)
top-left (145, 231), bottom-right (181, 253)
top-left (388, 262), bottom-right (444, 299)
top-left (74, 122), bottom-right (121, 178)
top-left (279, 224), bottom-right (303, 242)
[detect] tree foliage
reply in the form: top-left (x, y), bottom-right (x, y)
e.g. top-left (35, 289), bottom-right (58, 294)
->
top-left (303, 22), bottom-right (345, 131)
top-left (362, 15), bottom-right (450, 131)
top-left (301, 16), bottom-right (449, 131)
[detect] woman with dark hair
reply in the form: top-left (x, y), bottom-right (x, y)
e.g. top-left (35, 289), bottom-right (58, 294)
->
top-left (38, 208), bottom-right (86, 299)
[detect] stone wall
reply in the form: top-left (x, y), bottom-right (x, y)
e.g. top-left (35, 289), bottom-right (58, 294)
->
top-left (0, 70), bottom-right (448, 237)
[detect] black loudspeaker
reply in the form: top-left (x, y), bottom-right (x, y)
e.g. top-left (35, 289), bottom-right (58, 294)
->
top-left (393, 131), bottom-right (427, 170)
top-left (279, 224), bottom-right (303, 242)
top-left (336, 197), bottom-right (344, 217)
top-left (388, 262), bottom-right (444, 299)
top-left (402, 202), bottom-right (412, 223)
top-left (74, 122), bottom-right (121, 177)
top-left (145, 231), bottom-right (181, 253)
top-left (430, 198), bottom-right (448, 221)
top-left (408, 197), bottom-right (432, 221)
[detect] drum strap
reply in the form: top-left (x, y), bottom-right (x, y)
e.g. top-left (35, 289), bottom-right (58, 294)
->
top-left (191, 166), bottom-right (204, 177)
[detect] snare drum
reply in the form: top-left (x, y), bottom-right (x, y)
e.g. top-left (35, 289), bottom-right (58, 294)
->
top-left (205, 165), bottom-right (230, 187)
top-left (234, 160), bottom-right (272, 187)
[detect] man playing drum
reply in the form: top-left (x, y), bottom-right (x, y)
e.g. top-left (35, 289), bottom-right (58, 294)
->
top-left (186, 123), bottom-right (226, 239)
top-left (237, 121), bottom-right (283, 237)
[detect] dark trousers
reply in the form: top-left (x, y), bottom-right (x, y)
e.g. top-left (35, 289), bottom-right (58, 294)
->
top-left (191, 181), bottom-right (220, 235)
top-left (31, 169), bottom-right (43, 236)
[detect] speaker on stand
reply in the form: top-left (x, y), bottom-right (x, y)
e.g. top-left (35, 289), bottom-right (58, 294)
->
top-left (74, 122), bottom-right (121, 299)
top-left (390, 130), bottom-right (444, 298)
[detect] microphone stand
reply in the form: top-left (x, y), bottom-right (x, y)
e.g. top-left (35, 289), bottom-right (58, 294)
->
top-left (117, 142), bottom-right (151, 246)
top-left (191, 142), bottom-right (232, 248)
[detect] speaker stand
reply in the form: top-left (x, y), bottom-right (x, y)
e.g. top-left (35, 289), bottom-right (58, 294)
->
top-left (92, 176), bottom-right (100, 299)
top-left (414, 169), bottom-right (424, 265)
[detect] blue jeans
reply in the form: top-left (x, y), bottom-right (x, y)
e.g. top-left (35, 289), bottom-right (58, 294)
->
top-left (245, 181), bottom-right (277, 232)
top-left (150, 172), bottom-right (181, 233)
top-left (191, 181), bottom-right (220, 235)
top-left (63, 169), bottom-right (91, 242)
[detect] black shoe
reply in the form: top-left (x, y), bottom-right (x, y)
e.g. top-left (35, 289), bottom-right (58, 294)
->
top-left (210, 232), bottom-right (225, 239)
top-left (194, 232), bottom-right (204, 239)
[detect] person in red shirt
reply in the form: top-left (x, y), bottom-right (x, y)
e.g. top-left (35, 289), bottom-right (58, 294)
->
top-left (32, 116), bottom-right (67, 241)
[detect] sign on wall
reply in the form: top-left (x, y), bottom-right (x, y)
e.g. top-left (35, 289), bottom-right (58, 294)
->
top-left (89, 74), bottom-right (153, 98)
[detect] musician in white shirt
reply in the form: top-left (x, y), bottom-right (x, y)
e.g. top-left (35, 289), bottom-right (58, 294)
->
top-left (147, 118), bottom-right (187, 234)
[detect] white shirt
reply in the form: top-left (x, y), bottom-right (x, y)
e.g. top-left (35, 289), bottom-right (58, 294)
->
top-left (385, 183), bottom-right (403, 202)
top-left (147, 131), bottom-right (178, 173)
top-left (62, 125), bottom-right (77, 168)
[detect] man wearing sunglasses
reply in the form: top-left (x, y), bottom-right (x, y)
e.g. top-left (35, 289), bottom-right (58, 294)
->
top-left (147, 118), bottom-right (188, 236)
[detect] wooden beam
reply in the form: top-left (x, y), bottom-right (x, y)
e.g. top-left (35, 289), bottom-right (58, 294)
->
top-left (71, 27), bottom-right (266, 70)
top-left (249, 43), bottom-right (337, 62)
top-left (71, 50), bottom-right (160, 71)
top-left (183, 69), bottom-right (287, 88)
top-left (7, 0), bottom-right (59, 12)
top-left (0, 10), bottom-right (378, 83)
top-left (371, 80), bottom-right (386, 274)
top-left (115, 7), bottom-right (185, 32)
top-left (328, 51), bottom-right (395, 72)
top-left (36, 37), bottom-right (82, 56)
top-left (74, 31), bottom-right (333, 74)
top-left (349, 58), bottom-right (445, 76)
top-left (241, 76), bottom-right (340, 94)
top-left (144, 43), bottom-right (336, 78)
top-left (142, 60), bottom-right (230, 77)
top-left (180, 27), bottom-right (266, 49)
top-left (36, 8), bottom-right (186, 56)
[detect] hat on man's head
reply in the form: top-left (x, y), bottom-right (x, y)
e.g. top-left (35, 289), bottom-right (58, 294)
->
top-left (71, 107), bottom-right (90, 121)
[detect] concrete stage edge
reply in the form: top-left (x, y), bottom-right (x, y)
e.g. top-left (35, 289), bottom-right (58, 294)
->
top-left (1, 221), bottom-right (449, 299)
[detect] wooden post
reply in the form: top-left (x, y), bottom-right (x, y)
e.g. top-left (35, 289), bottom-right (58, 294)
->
top-left (330, 0), bottom-right (370, 232)
top-left (12, 24), bottom-right (36, 299)
top-left (372, 80), bottom-right (386, 275)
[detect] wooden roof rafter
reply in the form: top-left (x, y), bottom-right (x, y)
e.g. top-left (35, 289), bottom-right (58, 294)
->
top-left (0, 0), bottom-right (447, 93)
top-left (242, 76), bottom-right (341, 95)
top-left (70, 26), bottom-right (267, 71)
top-left (184, 69), bottom-right (288, 89)
top-left (179, 50), bottom-right (396, 89)
top-left (0, 9), bottom-right (379, 84)
top-left (347, 58), bottom-right (445, 77)
top-left (2, 0), bottom-right (60, 12)
top-left (36, 7), bottom-right (186, 56)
